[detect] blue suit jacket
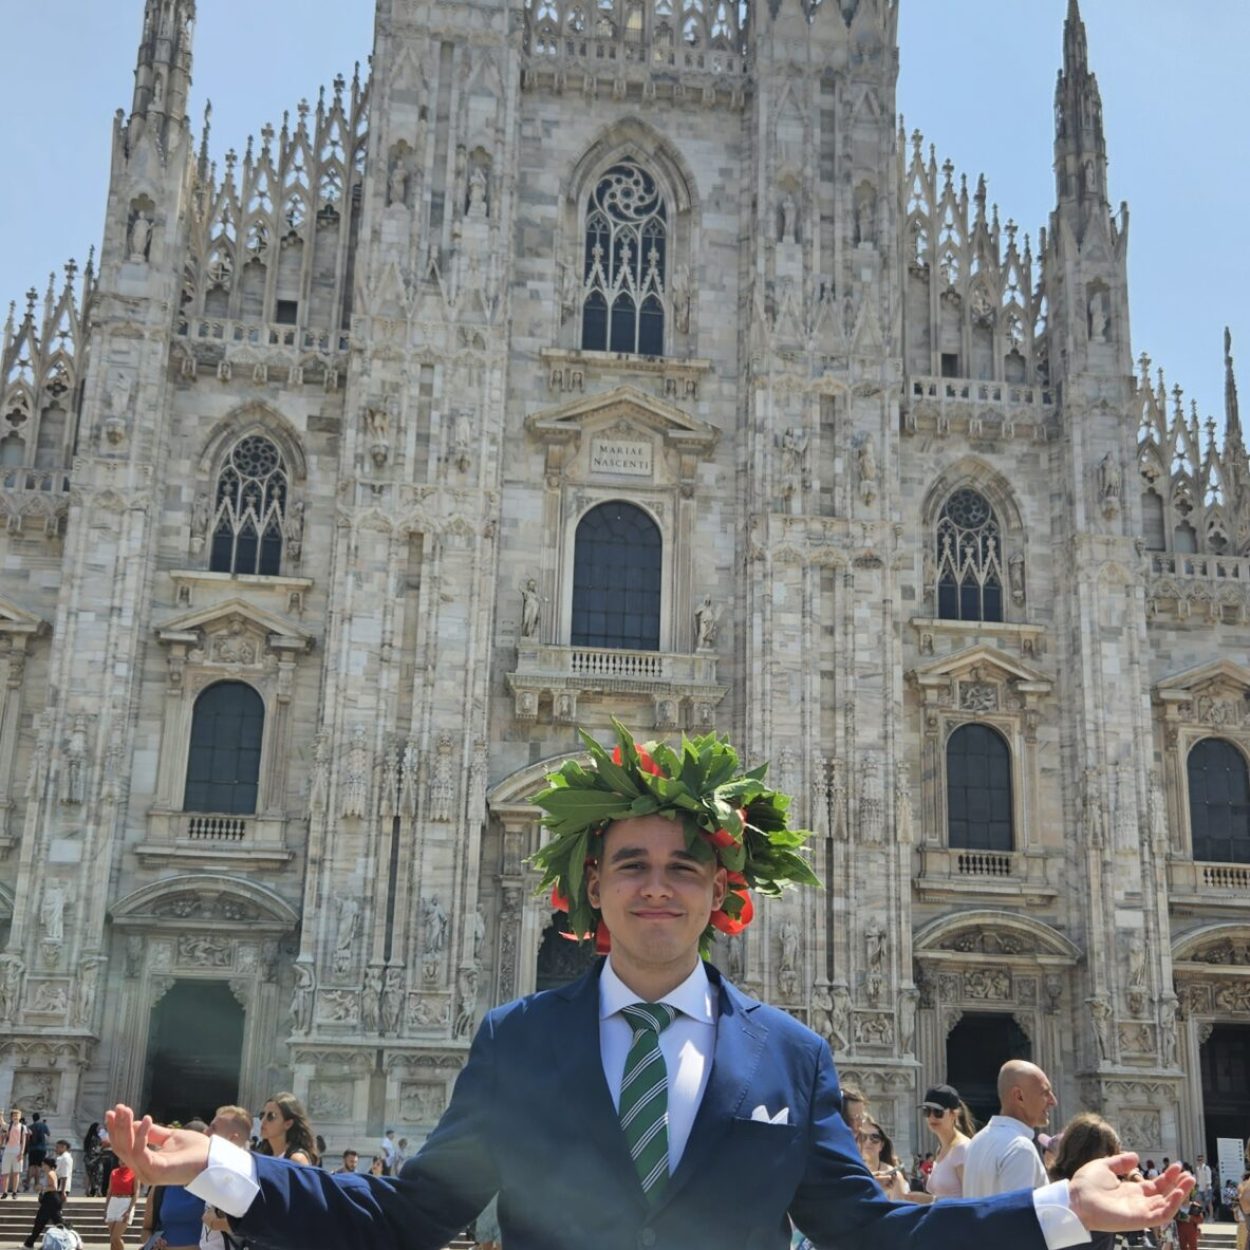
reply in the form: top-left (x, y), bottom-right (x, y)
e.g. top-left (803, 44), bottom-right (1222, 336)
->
top-left (236, 962), bottom-right (1047, 1250)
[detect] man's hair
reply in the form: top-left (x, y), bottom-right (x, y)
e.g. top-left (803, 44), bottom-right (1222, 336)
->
top-left (31, 1114), bottom-right (40, 1122)
top-left (55, 1139), bottom-right (69, 1150)
top-left (213, 1106), bottom-right (252, 1142)
top-left (343, 1150), bottom-right (358, 1159)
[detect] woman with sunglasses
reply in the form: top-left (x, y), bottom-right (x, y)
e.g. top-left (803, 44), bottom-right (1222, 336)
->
top-left (256, 1094), bottom-right (318, 1167)
top-left (857, 1117), bottom-right (910, 1200)
top-left (907, 1084), bottom-right (976, 1202)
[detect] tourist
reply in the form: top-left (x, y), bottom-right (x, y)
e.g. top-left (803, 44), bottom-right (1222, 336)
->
top-left (1, 1107), bottom-right (27, 1198)
top-left (380, 1129), bottom-right (398, 1176)
top-left (907, 1084), bottom-right (976, 1202)
top-left (142, 1119), bottom-right (212, 1250)
top-left (24, 1113), bottom-right (50, 1194)
top-left (201, 1105), bottom-right (253, 1250)
top-left (1173, 1169), bottom-right (1202, 1250)
top-left (839, 1085), bottom-right (869, 1133)
top-left (82, 1123), bottom-right (105, 1197)
top-left (1048, 1113), bottom-right (1139, 1250)
top-left (963, 1061), bottom-right (1057, 1196)
top-left (858, 1116), bottom-right (910, 1200)
top-left (22, 1160), bottom-right (63, 1247)
top-left (53, 1139), bottom-right (73, 1194)
top-left (1194, 1155), bottom-right (1212, 1220)
top-left (102, 730), bottom-right (1197, 1250)
top-left (103, 1154), bottom-right (137, 1250)
top-left (369, 1155), bottom-right (385, 1177)
top-left (256, 1093), bottom-right (317, 1166)
top-left (332, 1151), bottom-right (360, 1175)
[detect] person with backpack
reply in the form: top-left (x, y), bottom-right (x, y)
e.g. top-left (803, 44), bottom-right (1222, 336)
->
top-left (23, 1158), bottom-right (63, 1246)
top-left (1, 1107), bottom-right (28, 1198)
top-left (24, 1113), bottom-right (50, 1194)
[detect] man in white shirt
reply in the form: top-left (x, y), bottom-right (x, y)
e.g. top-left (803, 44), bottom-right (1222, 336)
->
top-left (963, 1060), bottom-right (1057, 1198)
top-left (1194, 1155), bottom-right (1212, 1218)
top-left (52, 1141), bottom-right (73, 1194)
top-left (200, 1106), bottom-right (252, 1250)
top-left (380, 1132), bottom-right (397, 1176)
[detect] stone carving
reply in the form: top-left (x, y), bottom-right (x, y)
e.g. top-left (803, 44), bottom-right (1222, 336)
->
top-left (853, 1011), bottom-right (894, 1048)
top-left (178, 935), bottom-right (232, 968)
top-left (284, 499), bottom-right (304, 562)
top-left (725, 934), bottom-right (744, 981)
top-left (1213, 980), bottom-right (1250, 1013)
top-left (429, 734), bottom-right (454, 822)
top-left (40, 882), bottom-right (66, 946)
top-left (854, 182), bottom-right (877, 246)
top-left (898, 988), bottom-right (918, 1055)
top-left (11, 1072), bottom-right (56, 1113)
top-left (386, 148), bottom-right (409, 207)
top-left (1117, 1110), bottom-right (1161, 1153)
top-left (29, 981), bottom-right (69, 1015)
top-left (1097, 452), bottom-right (1122, 519)
top-left (467, 164), bottom-right (488, 219)
top-left (361, 966), bottom-right (383, 1034)
top-left (128, 211), bottom-right (153, 262)
top-left (1187, 938), bottom-right (1250, 966)
top-left (894, 762), bottom-right (913, 845)
top-left (61, 715), bottom-right (89, 805)
top-left (211, 621), bottom-right (257, 665)
top-left (318, 988), bottom-right (359, 1025)
top-left (334, 896), bottom-right (359, 976)
top-left (308, 1079), bottom-right (353, 1120)
top-left (383, 966), bottom-right (404, 1034)
top-left (964, 967), bottom-right (1011, 1001)
top-left (378, 742), bottom-right (399, 819)
top-left (472, 907), bottom-right (487, 966)
top-left (1044, 975), bottom-right (1063, 1015)
top-left (1089, 994), bottom-right (1112, 1060)
top-left (1118, 1022), bottom-right (1154, 1055)
top-left (859, 757), bottom-right (883, 845)
top-left (779, 192), bottom-right (797, 244)
top-left (1159, 998), bottom-right (1178, 1067)
top-left (1147, 768), bottom-right (1168, 850)
top-left (0, 957), bottom-right (25, 1024)
top-left (1009, 551), bottom-right (1026, 604)
top-left (454, 967), bottom-right (479, 1038)
top-left (341, 725), bottom-right (369, 819)
top-left (1126, 940), bottom-right (1147, 1016)
top-left (959, 681), bottom-right (998, 712)
top-left (857, 438), bottom-right (878, 506)
top-left (124, 936), bottom-right (144, 979)
top-left (778, 428), bottom-right (808, 500)
top-left (422, 896), bottom-right (448, 957)
top-left (399, 1082), bottom-right (445, 1124)
top-left (73, 959), bottom-right (102, 1029)
top-left (406, 993), bottom-right (450, 1030)
top-left (670, 263), bottom-right (691, 334)
top-left (694, 595), bottom-right (720, 650)
top-left (778, 919), bottom-right (800, 999)
top-left (308, 732), bottom-right (331, 815)
top-left (829, 984), bottom-right (851, 1054)
top-left (364, 404), bottom-right (391, 468)
top-left (1083, 768), bottom-right (1105, 848)
top-left (520, 578), bottom-right (542, 639)
top-left (1114, 763), bottom-right (1136, 852)
top-left (864, 918), bottom-right (887, 1004)
top-left (290, 962), bottom-right (315, 1034)
top-left (449, 410), bottom-right (474, 472)
top-left (1088, 289), bottom-right (1111, 343)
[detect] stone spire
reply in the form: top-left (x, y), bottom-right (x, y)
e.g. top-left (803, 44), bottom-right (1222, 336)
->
top-left (128, 0), bottom-right (195, 150)
top-left (1226, 327), bottom-right (1243, 454)
top-left (1053, 0), bottom-right (1108, 231)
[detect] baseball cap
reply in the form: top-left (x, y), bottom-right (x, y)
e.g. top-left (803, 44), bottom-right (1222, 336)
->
top-left (918, 1084), bottom-right (961, 1112)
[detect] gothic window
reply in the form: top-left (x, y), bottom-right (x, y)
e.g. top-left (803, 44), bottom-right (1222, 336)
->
top-left (209, 435), bottom-right (288, 576)
top-left (571, 501), bottom-right (661, 651)
top-left (1141, 491), bottom-right (1166, 551)
top-left (1187, 737), bottom-right (1250, 864)
top-left (936, 488), bottom-right (1004, 623)
top-left (946, 723), bottom-right (1013, 851)
top-left (581, 162), bottom-right (667, 358)
top-left (183, 681), bottom-right (264, 815)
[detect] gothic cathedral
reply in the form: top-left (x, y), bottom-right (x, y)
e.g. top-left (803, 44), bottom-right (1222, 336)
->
top-left (0, 0), bottom-right (1247, 1159)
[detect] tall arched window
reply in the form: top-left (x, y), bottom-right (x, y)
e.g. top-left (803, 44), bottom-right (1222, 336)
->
top-left (209, 435), bottom-right (288, 576)
top-left (581, 162), bottom-right (667, 358)
top-left (571, 501), bottom-right (661, 651)
top-left (947, 723), bottom-right (1013, 851)
top-left (184, 682), bottom-right (264, 814)
top-left (1187, 738), bottom-right (1250, 863)
top-left (936, 488), bottom-right (1004, 623)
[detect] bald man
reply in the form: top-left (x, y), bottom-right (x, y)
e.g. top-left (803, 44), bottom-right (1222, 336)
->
top-left (963, 1061), bottom-right (1058, 1198)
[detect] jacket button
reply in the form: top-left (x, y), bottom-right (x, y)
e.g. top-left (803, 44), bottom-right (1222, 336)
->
top-left (638, 1229), bottom-right (657, 1247)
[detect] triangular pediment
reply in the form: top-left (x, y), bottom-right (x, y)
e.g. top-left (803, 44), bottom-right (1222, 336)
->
top-left (156, 597), bottom-right (314, 649)
top-left (910, 643), bottom-right (1052, 692)
top-left (526, 385), bottom-right (718, 452)
top-left (0, 593), bottom-right (47, 637)
top-left (1156, 658), bottom-right (1250, 702)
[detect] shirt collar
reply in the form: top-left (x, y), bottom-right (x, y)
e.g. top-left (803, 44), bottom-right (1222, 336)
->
top-left (599, 955), bottom-right (715, 1025)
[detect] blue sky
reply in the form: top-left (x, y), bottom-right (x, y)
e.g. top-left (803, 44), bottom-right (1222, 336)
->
top-left (2, 1), bottom-right (1245, 424)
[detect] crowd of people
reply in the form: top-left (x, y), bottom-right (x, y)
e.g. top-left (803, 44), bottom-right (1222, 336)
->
top-left (796, 1064), bottom-right (1250, 1250)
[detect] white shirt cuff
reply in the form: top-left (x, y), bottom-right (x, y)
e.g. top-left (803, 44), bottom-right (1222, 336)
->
top-left (185, 1134), bottom-right (260, 1219)
top-left (1032, 1180), bottom-right (1092, 1249)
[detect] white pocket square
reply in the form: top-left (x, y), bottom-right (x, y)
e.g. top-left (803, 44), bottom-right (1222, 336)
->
top-left (750, 1104), bottom-right (790, 1125)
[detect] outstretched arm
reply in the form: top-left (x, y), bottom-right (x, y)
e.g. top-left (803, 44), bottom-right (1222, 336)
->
top-left (1069, 1156), bottom-right (1194, 1233)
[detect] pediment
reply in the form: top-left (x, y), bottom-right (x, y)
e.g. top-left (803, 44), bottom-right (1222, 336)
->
top-left (0, 593), bottom-right (47, 638)
top-left (910, 643), bottom-right (1052, 694)
top-left (156, 597), bottom-right (314, 651)
top-left (1155, 658), bottom-right (1250, 702)
top-left (110, 873), bottom-right (299, 930)
top-left (525, 385), bottom-right (718, 453)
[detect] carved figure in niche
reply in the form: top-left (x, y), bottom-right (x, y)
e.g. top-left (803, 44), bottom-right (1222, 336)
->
top-left (1084, 768), bottom-right (1104, 847)
top-left (364, 405), bottom-right (390, 469)
top-left (334, 896), bottom-right (359, 975)
top-left (810, 984), bottom-right (834, 1043)
top-left (450, 410), bottom-right (474, 472)
top-left (341, 726), bottom-right (369, 819)
top-left (520, 578), bottom-right (542, 640)
top-left (0, 957), bottom-right (24, 1024)
top-left (694, 595), bottom-right (720, 650)
top-left (864, 919), bottom-right (887, 976)
top-left (472, 907), bottom-right (487, 966)
top-left (429, 735), bottom-right (454, 822)
top-left (382, 966), bottom-right (404, 1035)
top-left (857, 438), bottom-right (878, 506)
top-left (61, 716), bottom-right (89, 805)
top-left (191, 491), bottom-right (211, 548)
top-left (1148, 769), bottom-right (1168, 848)
top-left (361, 966), bottom-right (382, 1034)
top-left (898, 989), bottom-right (918, 1055)
top-left (74, 959), bottom-right (101, 1028)
top-left (779, 920), bottom-right (800, 976)
top-left (128, 211), bottom-right (153, 263)
top-left (670, 264), bottom-right (691, 335)
top-left (828, 984), bottom-right (851, 1053)
top-left (1009, 550), bottom-right (1026, 604)
top-left (31, 982), bottom-right (68, 1014)
top-left (290, 962), bottom-right (314, 1034)
top-left (854, 182), bottom-right (877, 246)
top-left (1089, 994), bottom-right (1112, 1060)
top-left (387, 156), bottom-right (409, 208)
top-left (422, 895), bottom-right (448, 956)
top-left (454, 967), bottom-right (479, 1038)
top-left (1097, 452), bottom-right (1122, 518)
top-left (779, 428), bottom-right (808, 499)
top-left (1159, 999), bottom-right (1178, 1067)
top-left (284, 500), bottom-right (305, 562)
top-left (779, 193), bottom-right (797, 245)
top-left (1088, 289), bottom-right (1111, 343)
top-left (724, 934), bottom-right (744, 981)
top-left (467, 165), bottom-right (488, 219)
top-left (400, 739), bottom-right (419, 817)
top-left (1083, 159), bottom-right (1098, 195)
top-left (40, 883), bottom-right (66, 945)
top-left (1127, 943), bottom-right (1146, 994)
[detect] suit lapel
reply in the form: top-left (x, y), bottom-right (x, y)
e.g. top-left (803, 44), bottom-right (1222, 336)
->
top-left (653, 967), bottom-right (768, 1213)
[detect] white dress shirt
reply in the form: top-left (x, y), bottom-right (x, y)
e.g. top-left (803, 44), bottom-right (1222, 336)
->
top-left (598, 955), bottom-right (716, 1175)
top-left (963, 1116), bottom-right (1050, 1197)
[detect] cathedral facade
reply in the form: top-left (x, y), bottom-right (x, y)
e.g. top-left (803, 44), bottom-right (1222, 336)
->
top-left (1, 0), bottom-right (1247, 1162)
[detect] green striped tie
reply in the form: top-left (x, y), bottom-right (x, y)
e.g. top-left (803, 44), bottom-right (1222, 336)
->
top-left (619, 1001), bottom-right (678, 1202)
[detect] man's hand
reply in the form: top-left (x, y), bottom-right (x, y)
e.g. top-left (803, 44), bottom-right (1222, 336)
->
top-left (104, 1106), bottom-right (211, 1188)
top-left (1070, 1153), bottom-right (1195, 1232)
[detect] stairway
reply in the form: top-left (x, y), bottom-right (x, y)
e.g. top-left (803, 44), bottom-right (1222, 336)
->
top-left (1198, 1223), bottom-right (1238, 1250)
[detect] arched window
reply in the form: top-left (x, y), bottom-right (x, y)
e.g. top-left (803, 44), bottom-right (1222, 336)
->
top-left (936, 488), bottom-right (1004, 623)
top-left (184, 682), bottom-right (264, 814)
top-left (1187, 738), bottom-right (1250, 864)
top-left (581, 162), bottom-right (667, 358)
top-left (209, 435), bottom-right (288, 576)
top-left (947, 723), bottom-right (1013, 851)
top-left (571, 501), bottom-right (661, 651)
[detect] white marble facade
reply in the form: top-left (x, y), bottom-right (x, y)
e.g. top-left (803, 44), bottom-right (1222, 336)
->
top-left (0, 0), bottom-right (1247, 1161)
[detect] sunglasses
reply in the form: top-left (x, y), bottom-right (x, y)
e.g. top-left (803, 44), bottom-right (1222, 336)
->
top-left (260, 1111), bottom-right (284, 1122)
top-left (924, 1108), bottom-right (948, 1118)
top-left (862, 1132), bottom-right (884, 1144)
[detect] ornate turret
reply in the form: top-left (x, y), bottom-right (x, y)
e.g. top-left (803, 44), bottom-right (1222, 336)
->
top-left (128, 0), bottom-right (195, 152)
top-left (1053, 0), bottom-right (1107, 237)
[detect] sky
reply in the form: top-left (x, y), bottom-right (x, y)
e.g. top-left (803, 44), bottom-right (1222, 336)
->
top-left (2, 1), bottom-right (1246, 424)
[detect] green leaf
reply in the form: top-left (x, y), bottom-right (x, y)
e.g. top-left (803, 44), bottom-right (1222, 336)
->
top-left (567, 830), bottom-right (589, 900)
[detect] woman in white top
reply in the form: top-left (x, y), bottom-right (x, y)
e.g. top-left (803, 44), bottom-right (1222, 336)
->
top-left (905, 1083), bottom-right (976, 1203)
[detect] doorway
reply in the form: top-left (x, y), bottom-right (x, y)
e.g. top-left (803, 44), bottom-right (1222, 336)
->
top-left (534, 913), bottom-right (598, 992)
top-left (946, 1012), bottom-right (1032, 1128)
top-left (143, 980), bottom-right (245, 1123)
top-left (1200, 1023), bottom-right (1250, 1169)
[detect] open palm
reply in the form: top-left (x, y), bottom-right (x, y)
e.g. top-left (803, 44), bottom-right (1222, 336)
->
top-left (1070, 1155), bottom-right (1195, 1232)
top-left (104, 1105), bottom-right (211, 1187)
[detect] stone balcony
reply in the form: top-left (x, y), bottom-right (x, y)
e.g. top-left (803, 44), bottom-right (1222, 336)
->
top-left (1166, 858), bottom-right (1250, 912)
top-left (1145, 552), bottom-right (1250, 623)
top-left (507, 642), bottom-right (727, 730)
top-left (913, 845), bottom-right (1059, 905)
top-left (902, 375), bottom-right (1057, 443)
top-left (136, 809), bottom-right (294, 870)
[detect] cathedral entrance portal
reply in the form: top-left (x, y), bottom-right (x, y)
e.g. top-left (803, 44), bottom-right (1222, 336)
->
top-left (1200, 1023), bottom-right (1250, 1164)
top-left (143, 980), bottom-right (245, 1123)
top-left (535, 913), bottom-right (598, 992)
top-left (946, 1013), bottom-right (1031, 1127)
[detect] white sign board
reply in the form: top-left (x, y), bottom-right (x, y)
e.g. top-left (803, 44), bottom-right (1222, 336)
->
top-left (1217, 1136), bottom-right (1245, 1187)
top-left (590, 438), bottom-right (653, 478)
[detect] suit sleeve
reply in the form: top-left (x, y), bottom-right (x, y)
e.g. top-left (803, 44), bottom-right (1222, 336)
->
top-left (788, 1042), bottom-right (1048, 1250)
top-left (232, 1014), bottom-right (501, 1250)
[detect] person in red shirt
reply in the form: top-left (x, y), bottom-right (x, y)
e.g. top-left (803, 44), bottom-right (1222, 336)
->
top-left (104, 1163), bottom-right (136, 1250)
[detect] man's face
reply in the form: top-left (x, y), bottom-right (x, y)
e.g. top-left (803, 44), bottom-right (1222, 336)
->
top-left (1016, 1068), bottom-right (1057, 1128)
top-left (586, 815), bottom-right (727, 979)
top-left (343, 1152), bottom-right (358, 1171)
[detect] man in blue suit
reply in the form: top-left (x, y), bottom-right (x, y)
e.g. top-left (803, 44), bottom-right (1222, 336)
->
top-left (106, 729), bottom-right (1191, 1250)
